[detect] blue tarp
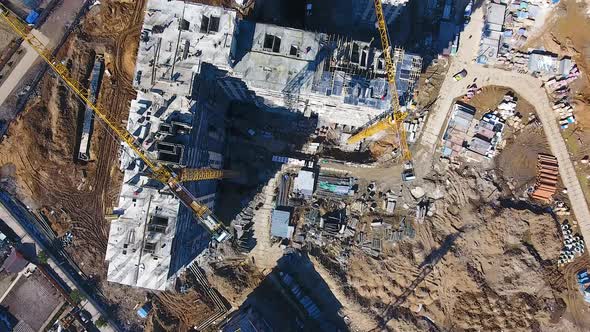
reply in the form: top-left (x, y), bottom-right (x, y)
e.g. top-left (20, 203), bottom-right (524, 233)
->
top-left (442, 146), bottom-right (453, 157)
top-left (137, 303), bottom-right (152, 318)
top-left (25, 10), bottom-right (39, 25)
top-left (517, 10), bottom-right (529, 19)
top-left (25, 10), bottom-right (39, 24)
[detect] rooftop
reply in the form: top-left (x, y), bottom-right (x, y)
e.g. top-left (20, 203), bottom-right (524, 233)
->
top-left (106, 0), bottom-right (230, 290)
top-left (105, 184), bottom-right (179, 290)
top-left (133, 0), bottom-right (237, 95)
top-left (293, 169), bottom-right (316, 198)
top-left (231, 21), bottom-right (422, 127)
top-left (233, 21), bottom-right (321, 92)
top-left (468, 136), bottom-right (493, 157)
top-left (1, 248), bottom-right (28, 274)
top-left (0, 267), bottom-right (65, 331)
top-left (271, 209), bottom-right (293, 238)
top-left (488, 2), bottom-right (507, 28)
top-left (528, 52), bottom-right (573, 76)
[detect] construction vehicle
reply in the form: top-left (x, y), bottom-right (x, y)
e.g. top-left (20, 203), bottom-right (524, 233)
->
top-left (0, 4), bottom-right (233, 242)
top-left (346, 0), bottom-right (415, 181)
top-left (453, 68), bottom-right (468, 81)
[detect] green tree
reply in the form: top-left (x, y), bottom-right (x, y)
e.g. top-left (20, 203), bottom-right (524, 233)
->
top-left (69, 289), bottom-right (86, 304)
top-left (37, 251), bottom-right (48, 264)
top-left (95, 316), bottom-right (107, 328)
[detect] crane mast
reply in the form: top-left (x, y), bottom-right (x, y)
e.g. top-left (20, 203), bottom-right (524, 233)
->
top-left (0, 4), bottom-right (232, 242)
top-left (347, 0), bottom-right (412, 163)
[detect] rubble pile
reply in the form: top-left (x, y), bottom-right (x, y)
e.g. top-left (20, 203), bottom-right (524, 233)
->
top-left (496, 92), bottom-right (525, 130)
top-left (552, 99), bottom-right (576, 129)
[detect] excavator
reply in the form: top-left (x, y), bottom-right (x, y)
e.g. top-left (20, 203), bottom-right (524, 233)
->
top-left (0, 4), bottom-right (235, 242)
top-left (346, 0), bottom-right (415, 181)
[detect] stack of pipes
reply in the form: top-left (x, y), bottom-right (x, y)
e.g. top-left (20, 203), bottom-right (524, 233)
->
top-left (531, 154), bottom-right (559, 202)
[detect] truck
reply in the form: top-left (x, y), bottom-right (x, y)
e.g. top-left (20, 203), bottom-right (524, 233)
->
top-left (454, 69), bottom-right (468, 81)
top-left (464, 0), bottom-right (473, 27)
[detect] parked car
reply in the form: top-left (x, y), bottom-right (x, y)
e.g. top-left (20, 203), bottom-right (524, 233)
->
top-left (454, 69), bottom-right (468, 81)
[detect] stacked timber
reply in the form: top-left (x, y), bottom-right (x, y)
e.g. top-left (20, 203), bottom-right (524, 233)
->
top-left (531, 154), bottom-right (559, 203)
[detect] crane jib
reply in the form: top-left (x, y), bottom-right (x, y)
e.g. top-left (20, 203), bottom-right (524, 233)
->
top-left (0, 4), bottom-right (231, 242)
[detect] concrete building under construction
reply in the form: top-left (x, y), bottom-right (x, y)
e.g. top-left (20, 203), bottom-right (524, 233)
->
top-left (223, 22), bottom-right (422, 129)
top-left (105, 0), bottom-right (421, 290)
top-left (105, 0), bottom-right (236, 290)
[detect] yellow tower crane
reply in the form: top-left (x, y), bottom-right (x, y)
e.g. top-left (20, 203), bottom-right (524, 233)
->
top-left (177, 168), bottom-right (237, 182)
top-left (346, 0), bottom-right (415, 180)
top-left (0, 4), bottom-right (234, 241)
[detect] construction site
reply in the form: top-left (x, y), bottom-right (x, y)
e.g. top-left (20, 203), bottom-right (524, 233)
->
top-left (0, 0), bottom-right (590, 331)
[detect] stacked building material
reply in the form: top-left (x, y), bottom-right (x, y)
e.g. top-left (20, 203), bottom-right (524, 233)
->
top-left (558, 221), bottom-right (585, 265)
top-left (531, 154), bottom-right (559, 202)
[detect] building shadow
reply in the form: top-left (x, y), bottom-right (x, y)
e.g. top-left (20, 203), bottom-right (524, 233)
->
top-left (247, 0), bottom-right (485, 69)
top-left (168, 0), bottom-right (487, 277)
top-left (168, 62), bottom-right (318, 274)
top-left (222, 251), bottom-right (347, 331)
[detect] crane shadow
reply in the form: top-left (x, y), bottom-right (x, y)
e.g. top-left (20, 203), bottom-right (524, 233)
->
top-left (376, 228), bottom-right (465, 329)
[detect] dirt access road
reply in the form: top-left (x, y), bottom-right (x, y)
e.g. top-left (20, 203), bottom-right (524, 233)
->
top-left (415, 2), bottom-right (590, 255)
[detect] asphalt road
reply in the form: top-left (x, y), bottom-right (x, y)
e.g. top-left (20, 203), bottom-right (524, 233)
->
top-left (0, 190), bottom-right (121, 332)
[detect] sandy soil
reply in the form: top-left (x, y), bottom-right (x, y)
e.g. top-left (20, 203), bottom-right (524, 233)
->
top-left (0, 0), bottom-right (150, 329)
top-left (309, 166), bottom-right (588, 331)
top-left (497, 126), bottom-right (551, 192)
top-left (524, 0), bottom-right (590, 209)
top-left (0, 20), bottom-right (17, 55)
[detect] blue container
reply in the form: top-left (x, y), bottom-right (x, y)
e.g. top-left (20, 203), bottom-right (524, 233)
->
top-left (25, 10), bottom-right (39, 25)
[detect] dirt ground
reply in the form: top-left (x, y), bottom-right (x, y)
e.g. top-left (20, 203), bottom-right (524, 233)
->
top-left (0, 20), bottom-right (17, 55)
top-left (462, 85), bottom-right (536, 119)
top-left (206, 260), bottom-right (265, 306)
top-left (415, 59), bottom-right (449, 110)
top-left (308, 4), bottom-right (590, 331)
top-left (308, 166), bottom-right (590, 332)
top-left (496, 126), bottom-right (551, 193)
top-left (458, 86), bottom-right (553, 193)
top-left (150, 289), bottom-right (215, 331)
top-left (0, 0), bottom-right (150, 329)
top-left (0, 0), bottom-right (254, 329)
top-left (525, 0), bottom-right (590, 208)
